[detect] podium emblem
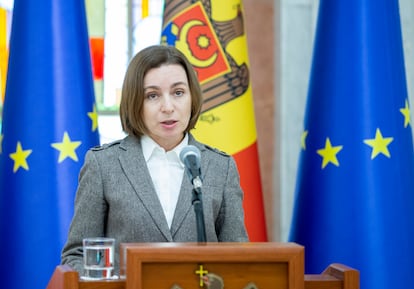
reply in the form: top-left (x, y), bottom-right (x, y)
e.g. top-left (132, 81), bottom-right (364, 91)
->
top-left (167, 264), bottom-right (259, 289)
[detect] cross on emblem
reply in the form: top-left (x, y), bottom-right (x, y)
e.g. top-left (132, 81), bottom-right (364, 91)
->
top-left (195, 264), bottom-right (209, 287)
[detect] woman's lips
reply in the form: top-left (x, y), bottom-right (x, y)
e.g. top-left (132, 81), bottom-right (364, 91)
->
top-left (162, 120), bottom-right (176, 125)
top-left (161, 120), bottom-right (177, 128)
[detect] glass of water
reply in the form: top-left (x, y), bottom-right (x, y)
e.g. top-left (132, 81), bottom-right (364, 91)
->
top-left (82, 237), bottom-right (115, 280)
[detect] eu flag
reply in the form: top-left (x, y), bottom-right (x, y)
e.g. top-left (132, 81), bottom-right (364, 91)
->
top-left (289, 1), bottom-right (414, 289)
top-left (0, 1), bottom-right (100, 289)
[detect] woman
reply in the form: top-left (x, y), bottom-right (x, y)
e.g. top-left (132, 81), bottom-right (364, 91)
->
top-left (61, 45), bottom-right (248, 275)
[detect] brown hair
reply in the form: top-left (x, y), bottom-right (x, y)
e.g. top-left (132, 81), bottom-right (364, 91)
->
top-left (119, 45), bottom-right (203, 137)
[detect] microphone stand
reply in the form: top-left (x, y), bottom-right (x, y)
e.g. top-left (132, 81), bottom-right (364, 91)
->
top-left (191, 177), bottom-right (206, 242)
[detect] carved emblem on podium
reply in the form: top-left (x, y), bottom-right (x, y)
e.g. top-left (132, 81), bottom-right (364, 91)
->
top-left (202, 273), bottom-right (224, 289)
top-left (169, 264), bottom-right (259, 289)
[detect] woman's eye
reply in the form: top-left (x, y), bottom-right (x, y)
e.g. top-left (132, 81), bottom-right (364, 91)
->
top-left (146, 93), bottom-right (158, 100)
top-left (175, 90), bottom-right (184, 97)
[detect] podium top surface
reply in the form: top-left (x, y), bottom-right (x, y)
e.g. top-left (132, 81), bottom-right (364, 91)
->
top-left (121, 242), bottom-right (304, 262)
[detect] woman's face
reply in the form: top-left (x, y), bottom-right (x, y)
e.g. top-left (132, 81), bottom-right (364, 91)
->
top-left (142, 64), bottom-right (192, 151)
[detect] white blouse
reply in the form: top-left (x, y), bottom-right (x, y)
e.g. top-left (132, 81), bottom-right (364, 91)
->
top-left (141, 134), bottom-right (188, 228)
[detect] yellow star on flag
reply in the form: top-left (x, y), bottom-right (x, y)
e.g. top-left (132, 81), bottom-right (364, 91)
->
top-left (51, 131), bottom-right (82, 163)
top-left (9, 141), bottom-right (33, 173)
top-left (400, 99), bottom-right (411, 128)
top-left (88, 104), bottom-right (99, 132)
top-left (317, 137), bottom-right (343, 169)
top-left (301, 130), bottom-right (309, 150)
top-left (363, 128), bottom-right (393, 159)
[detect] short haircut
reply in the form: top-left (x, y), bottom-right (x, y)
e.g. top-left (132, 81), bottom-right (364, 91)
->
top-left (119, 45), bottom-right (203, 137)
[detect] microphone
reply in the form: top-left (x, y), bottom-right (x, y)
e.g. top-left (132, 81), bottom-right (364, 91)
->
top-left (179, 145), bottom-right (202, 189)
top-left (180, 145), bottom-right (206, 242)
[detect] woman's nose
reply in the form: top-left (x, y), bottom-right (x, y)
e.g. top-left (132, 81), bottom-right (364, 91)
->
top-left (161, 95), bottom-right (174, 112)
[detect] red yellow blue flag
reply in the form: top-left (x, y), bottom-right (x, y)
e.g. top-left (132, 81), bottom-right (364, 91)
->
top-left (162, 0), bottom-right (267, 241)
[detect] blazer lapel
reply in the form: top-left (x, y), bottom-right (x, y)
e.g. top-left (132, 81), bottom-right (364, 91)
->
top-left (170, 172), bottom-right (193, 236)
top-left (118, 135), bottom-right (173, 241)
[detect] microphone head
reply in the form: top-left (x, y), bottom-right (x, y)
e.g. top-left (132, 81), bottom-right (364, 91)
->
top-left (180, 145), bottom-right (201, 181)
top-left (180, 145), bottom-right (201, 168)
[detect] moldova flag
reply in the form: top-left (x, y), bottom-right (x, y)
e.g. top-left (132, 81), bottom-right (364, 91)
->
top-left (162, 0), bottom-right (267, 241)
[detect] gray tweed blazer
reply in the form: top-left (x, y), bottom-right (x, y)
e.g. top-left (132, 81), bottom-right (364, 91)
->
top-left (61, 134), bottom-right (248, 274)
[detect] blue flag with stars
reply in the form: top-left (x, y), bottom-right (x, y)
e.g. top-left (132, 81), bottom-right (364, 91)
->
top-left (0, 1), bottom-right (100, 289)
top-left (289, 1), bottom-right (414, 289)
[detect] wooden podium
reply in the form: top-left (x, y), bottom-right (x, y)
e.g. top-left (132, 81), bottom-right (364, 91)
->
top-left (47, 242), bottom-right (359, 289)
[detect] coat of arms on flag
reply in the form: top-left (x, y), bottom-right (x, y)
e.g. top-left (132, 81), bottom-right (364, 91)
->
top-left (162, 1), bottom-right (249, 113)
